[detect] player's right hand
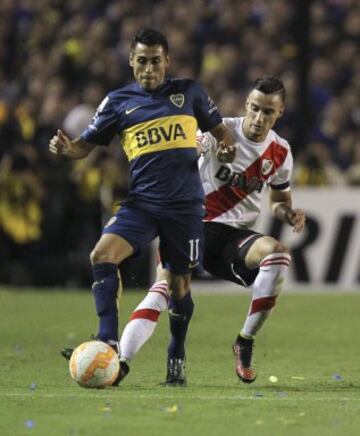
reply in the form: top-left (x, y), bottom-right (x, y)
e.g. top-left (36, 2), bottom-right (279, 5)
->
top-left (286, 208), bottom-right (306, 233)
top-left (216, 141), bottom-right (236, 163)
top-left (49, 129), bottom-right (71, 155)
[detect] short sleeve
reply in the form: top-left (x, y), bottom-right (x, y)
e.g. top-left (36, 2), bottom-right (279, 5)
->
top-left (81, 96), bottom-right (119, 146)
top-left (192, 82), bottom-right (222, 132)
top-left (222, 117), bottom-right (238, 131)
top-left (269, 149), bottom-right (293, 190)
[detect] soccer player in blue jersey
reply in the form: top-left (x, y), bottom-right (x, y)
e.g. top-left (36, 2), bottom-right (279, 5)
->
top-left (49, 28), bottom-right (235, 386)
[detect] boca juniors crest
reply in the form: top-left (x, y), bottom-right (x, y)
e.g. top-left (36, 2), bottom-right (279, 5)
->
top-left (170, 94), bottom-right (185, 108)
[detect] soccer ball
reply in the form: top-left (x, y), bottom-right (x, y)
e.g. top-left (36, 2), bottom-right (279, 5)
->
top-left (69, 341), bottom-right (119, 388)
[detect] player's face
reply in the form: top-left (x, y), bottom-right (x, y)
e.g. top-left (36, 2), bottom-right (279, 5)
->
top-left (243, 90), bottom-right (284, 142)
top-left (130, 43), bottom-right (169, 90)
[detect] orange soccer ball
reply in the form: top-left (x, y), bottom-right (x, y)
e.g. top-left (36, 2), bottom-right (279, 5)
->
top-left (69, 341), bottom-right (119, 388)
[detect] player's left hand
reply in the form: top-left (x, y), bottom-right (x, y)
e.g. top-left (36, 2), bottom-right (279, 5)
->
top-left (216, 142), bottom-right (236, 163)
top-left (286, 209), bottom-right (306, 233)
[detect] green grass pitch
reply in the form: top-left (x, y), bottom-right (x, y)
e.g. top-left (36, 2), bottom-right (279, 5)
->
top-left (1, 288), bottom-right (359, 436)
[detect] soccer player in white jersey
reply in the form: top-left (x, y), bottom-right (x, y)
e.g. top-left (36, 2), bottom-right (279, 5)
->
top-left (118, 76), bottom-right (306, 385)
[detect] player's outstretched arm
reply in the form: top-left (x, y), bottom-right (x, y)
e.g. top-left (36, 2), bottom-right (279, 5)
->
top-left (209, 123), bottom-right (236, 163)
top-left (49, 129), bottom-right (95, 159)
top-left (270, 189), bottom-right (306, 233)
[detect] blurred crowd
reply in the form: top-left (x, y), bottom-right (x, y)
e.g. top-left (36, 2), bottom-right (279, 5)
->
top-left (0, 0), bottom-right (359, 286)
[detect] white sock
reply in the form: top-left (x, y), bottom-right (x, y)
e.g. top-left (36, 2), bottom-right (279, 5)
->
top-left (241, 253), bottom-right (291, 338)
top-left (120, 281), bottom-right (168, 361)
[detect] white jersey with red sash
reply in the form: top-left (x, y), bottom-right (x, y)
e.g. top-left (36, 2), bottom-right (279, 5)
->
top-left (198, 117), bottom-right (293, 229)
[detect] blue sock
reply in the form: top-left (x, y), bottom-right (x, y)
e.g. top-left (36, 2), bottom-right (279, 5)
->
top-left (92, 263), bottom-right (119, 343)
top-left (167, 292), bottom-right (194, 360)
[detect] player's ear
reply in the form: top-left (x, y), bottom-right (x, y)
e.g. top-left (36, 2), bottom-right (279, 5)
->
top-left (278, 104), bottom-right (285, 118)
top-left (129, 52), bottom-right (134, 67)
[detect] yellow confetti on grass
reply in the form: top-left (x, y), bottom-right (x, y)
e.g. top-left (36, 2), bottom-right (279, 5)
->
top-left (269, 375), bottom-right (278, 383)
top-left (164, 405), bottom-right (179, 413)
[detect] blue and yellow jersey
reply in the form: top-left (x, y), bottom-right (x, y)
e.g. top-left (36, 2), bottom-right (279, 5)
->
top-left (81, 78), bottom-right (222, 214)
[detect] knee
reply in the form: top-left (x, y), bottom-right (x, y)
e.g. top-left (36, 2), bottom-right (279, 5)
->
top-left (90, 246), bottom-right (117, 265)
top-left (250, 237), bottom-right (290, 265)
top-left (90, 247), bottom-right (105, 265)
top-left (90, 235), bottom-right (133, 265)
top-left (262, 238), bottom-right (289, 256)
top-left (168, 274), bottom-right (191, 299)
top-left (258, 240), bottom-right (291, 271)
top-left (271, 240), bottom-right (290, 255)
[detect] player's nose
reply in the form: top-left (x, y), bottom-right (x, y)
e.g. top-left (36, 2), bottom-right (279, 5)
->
top-left (145, 62), bottom-right (153, 73)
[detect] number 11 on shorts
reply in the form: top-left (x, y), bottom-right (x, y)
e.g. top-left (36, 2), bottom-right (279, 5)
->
top-left (188, 238), bottom-right (200, 269)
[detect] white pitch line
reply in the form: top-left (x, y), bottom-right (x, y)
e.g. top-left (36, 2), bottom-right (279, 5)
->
top-left (1, 392), bottom-right (359, 402)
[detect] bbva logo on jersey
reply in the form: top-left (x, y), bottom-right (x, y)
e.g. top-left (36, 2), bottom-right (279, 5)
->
top-left (135, 123), bottom-right (187, 147)
top-left (215, 166), bottom-right (263, 193)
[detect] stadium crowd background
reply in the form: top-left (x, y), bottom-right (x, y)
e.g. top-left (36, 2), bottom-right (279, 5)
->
top-left (0, 0), bottom-right (359, 287)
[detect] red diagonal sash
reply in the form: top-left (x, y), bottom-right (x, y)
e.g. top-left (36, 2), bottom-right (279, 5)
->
top-left (205, 141), bottom-right (288, 220)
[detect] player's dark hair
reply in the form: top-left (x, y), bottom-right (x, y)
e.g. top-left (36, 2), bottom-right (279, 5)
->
top-left (253, 76), bottom-right (286, 102)
top-left (131, 28), bottom-right (169, 54)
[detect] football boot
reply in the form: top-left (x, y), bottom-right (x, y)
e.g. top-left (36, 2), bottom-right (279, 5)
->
top-left (233, 335), bottom-right (257, 383)
top-left (164, 357), bottom-right (186, 386)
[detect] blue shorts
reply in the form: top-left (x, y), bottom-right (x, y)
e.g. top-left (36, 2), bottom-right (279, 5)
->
top-left (103, 204), bottom-right (204, 275)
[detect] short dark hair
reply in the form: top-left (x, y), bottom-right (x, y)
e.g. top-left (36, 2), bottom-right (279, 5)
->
top-left (253, 76), bottom-right (286, 102)
top-left (131, 28), bottom-right (169, 54)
